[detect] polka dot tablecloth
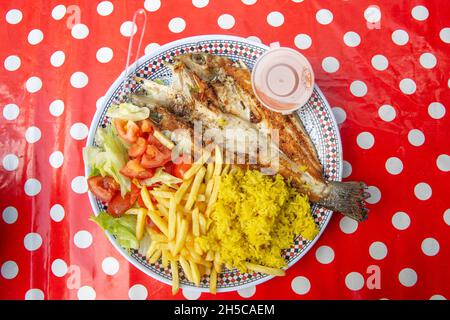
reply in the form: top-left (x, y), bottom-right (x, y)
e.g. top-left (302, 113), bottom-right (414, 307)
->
top-left (1, 0), bottom-right (449, 300)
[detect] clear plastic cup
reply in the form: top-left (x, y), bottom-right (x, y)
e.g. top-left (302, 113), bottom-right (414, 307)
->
top-left (251, 42), bottom-right (314, 115)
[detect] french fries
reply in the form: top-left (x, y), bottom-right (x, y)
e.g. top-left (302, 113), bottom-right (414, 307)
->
top-left (245, 262), bottom-right (286, 276)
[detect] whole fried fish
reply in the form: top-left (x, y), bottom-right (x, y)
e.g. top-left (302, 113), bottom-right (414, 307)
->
top-left (131, 53), bottom-right (369, 221)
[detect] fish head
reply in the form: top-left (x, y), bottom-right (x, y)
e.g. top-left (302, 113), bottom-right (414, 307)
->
top-left (175, 53), bottom-right (225, 83)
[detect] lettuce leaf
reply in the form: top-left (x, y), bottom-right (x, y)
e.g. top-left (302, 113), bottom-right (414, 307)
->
top-left (90, 212), bottom-right (139, 251)
top-left (83, 124), bottom-right (130, 196)
top-left (106, 103), bottom-right (150, 121)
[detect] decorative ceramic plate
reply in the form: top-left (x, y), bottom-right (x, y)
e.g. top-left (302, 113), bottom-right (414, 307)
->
top-left (85, 35), bottom-right (342, 293)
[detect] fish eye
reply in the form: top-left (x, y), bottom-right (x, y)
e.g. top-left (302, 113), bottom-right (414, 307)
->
top-left (192, 54), bottom-right (206, 65)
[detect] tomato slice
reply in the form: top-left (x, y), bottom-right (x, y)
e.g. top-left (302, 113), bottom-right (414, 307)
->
top-left (140, 119), bottom-right (153, 133)
top-left (137, 194), bottom-right (146, 208)
top-left (129, 182), bottom-right (141, 205)
top-left (120, 159), bottom-right (155, 179)
top-left (87, 176), bottom-right (119, 202)
top-left (172, 161), bottom-right (192, 179)
top-left (107, 193), bottom-right (132, 217)
top-left (140, 135), bottom-right (172, 169)
top-left (128, 137), bottom-right (147, 158)
top-left (114, 119), bottom-right (140, 143)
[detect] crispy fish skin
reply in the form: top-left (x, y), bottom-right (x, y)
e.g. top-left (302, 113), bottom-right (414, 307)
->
top-left (132, 53), bottom-right (369, 221)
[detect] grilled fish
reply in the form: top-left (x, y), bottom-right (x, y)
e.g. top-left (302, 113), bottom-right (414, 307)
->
top-left (131, 53), bottom-right (369, 221)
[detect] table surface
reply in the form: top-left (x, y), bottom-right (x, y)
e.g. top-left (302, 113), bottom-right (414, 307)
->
top-left (0, 0), bottom-right (449, 300)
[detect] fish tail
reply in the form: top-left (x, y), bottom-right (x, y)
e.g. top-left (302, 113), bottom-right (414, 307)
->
top-left (318, 181), bottom-right (369, 222)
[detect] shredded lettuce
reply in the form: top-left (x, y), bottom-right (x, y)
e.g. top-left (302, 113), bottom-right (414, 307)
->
top-left (106, 102), bottom-right (150, 121)
top-left (141, 168), bottom-right (182, 187)
top-left (90, 212), bottom-right (139, 251)
top-left (83, 124), bottom-right (131, 196)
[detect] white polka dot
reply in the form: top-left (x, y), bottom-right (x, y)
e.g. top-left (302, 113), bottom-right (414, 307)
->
top-left (74, 230), bottom-right (92, 248)
top-left (51, 259), bottom-right (68, 277)
top-left (1, 261), bottom-right (18, 279)
top-left (343, 160), bottom-right (352, 178)
top-left (350, 80), bottom-right (368, 97)
top-left (267, 11), bottom-right (284, 27)
top-left (408, 129), bottom-right (425, 146)
top-left (96, 47), bottom-right (113, 63)
top-left (237, 286), bottom-right (256, 298)
top-left (356, 132), bottom-right (374, 149)
top-left (399, 268), bottom-right (417, 287)
top-left (6, 9), bottom-right (23, 24)
top-left (291, 0), bottom-right (304, 2)
top-left (371, 54), bottom-right (388, 71)
top-left (378, 104), bottom-right (396, 122)
top-left (24, 232), bottom-right (42, 251)
top-left (316, 9), bottom-right (333, 25)
top-left (322, 57), bottom-right (340, 73)
top-left (364, 6), bottom-right (381, 23)
top-left (25, 126), bottom-right (42, 143)
top-left (182, 289), bottom-right (201, 300)
top-left (129, 284), bottom-right (148, 300)
top-left (50, 51), bottom-right (65, 67)
top-left (25, 76), bottom-right (42, 93)
top-left (97, 1), bottom-right (114, 16)
top-left (369, 241), bottom-right (387, 260)
top-left (24, 178), bottom-right (41, 196)
top-left (217, 14), bottom-right (235, 30)
top-left (50, 204), bottom-right (65, 222)
top-left (430, 295), bottom-right (446, 300)
top-left (144, 0), bottom-right (161, 12)
top-left (2, 154), bottom-right (19, 171)
top-left (294, 34), bottom-right (312, 50)
top-left (343, 31), bottom-right (361, 47)
top-left (193, 0), bottom-right (209, 8)
top-left (332, 107), bottom-right (346, 124)
top-left (419, 53), bottom-right (437, 69)
top-left (70, 122), bottom-right (88, 140)
top-left (291, 276), bottom-right (311, 295)
top-left (385, 157), bottom-right (403, 175)
top-left (340, 216), bottom-right (358, 234)
top-left (315, 245), bottom-right (335, 264)
top-left (3, 103), bottom-right (20, 120)
top-left (28, 29), bottom-right (43, 45)
top-left (414, 182), bottom-right (432, 200)
top-left (345, 272), bottom-right (364, 291)
top-left (168, 17), bottom-right (186, 33)
top-left (70, 71), bottom-right (88, 88)
top-left (444, 209), bottom-right (450, 225)
top-left (49, 151), bottom-right (64, 168)
top-left (71, 176), bottom-right (88, 194)
top-left (428, 102), bottom-right (446, 119)
top-left (247, 36), bottom-right (262, 44)
top-left (392, 211), bottom-right (410, 230)
top-left (144, 42), bottom-right (160, 55)
top-left (71, 24), bottom-right (89, 39)
top-left (120, 21), bottom-right (137, 37)
top-left (241, 0), bottom-right (257, 4)
top-left (25, 289), bottom-right (44, 300)
top-left (392, 29), bottom-right (409, 46)
top-left (51, 4), bottom-right (66, 20)
top-left (440, 28), bottom-right (450, 44)
top-left (421, 238), bottom-right (439, 256)
top-left (366, 186), bottom-right (381, 204)
top-left (96, 96), bottom-right (105, 109)
top-left (78, 286), bottom-right (96, 300)
top-left (437, 154), bottom-right (450, 172)
top-left (2, 206), bottom-right (18, 224)
top-left (411, 5), bottom-right (429, 21)
top-left (4, 55), bottom-right (21, 71)
top-left (49, 100), bottom-right (64, 117)
top-left (399, 78), bottom-right (416, 95)
top-left (102, 257), bottom-right (120, 276)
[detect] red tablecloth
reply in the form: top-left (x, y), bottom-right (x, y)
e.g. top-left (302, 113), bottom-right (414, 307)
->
top-left (1, 0), bottom-right (449, 300)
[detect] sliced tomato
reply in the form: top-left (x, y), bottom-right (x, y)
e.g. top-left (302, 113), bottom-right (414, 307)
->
top-left (87, 176), bottom-right (119, 202)
top-left (107, 193), bottom-right (132, 217)
top-left (129, 182), bottom-right (141, 205)
top-left (140, 136), bottom-right (172, 169)
top-left (172, 161), bottom-right (192, 179)
top-left (120, 159), bottom-right (155, 179)
top-left (140, 119), bottom-right (153, 133)
top-left (114, 119), bottom-right (140, 143)
top-left (137, 194), bottom-right (146, 207)
top-left (128, 137), bottom-right (147, 158)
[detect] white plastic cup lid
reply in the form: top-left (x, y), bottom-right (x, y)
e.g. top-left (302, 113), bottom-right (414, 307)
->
top-left (251, 42), bottom-right (315, 114)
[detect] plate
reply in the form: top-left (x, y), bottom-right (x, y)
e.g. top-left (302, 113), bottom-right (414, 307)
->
top-left (85, 35), bottom-right (342, 293)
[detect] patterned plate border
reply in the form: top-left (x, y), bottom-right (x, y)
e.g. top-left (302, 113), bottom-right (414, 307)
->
top-left (85, 35), bottom-right (342, 293)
